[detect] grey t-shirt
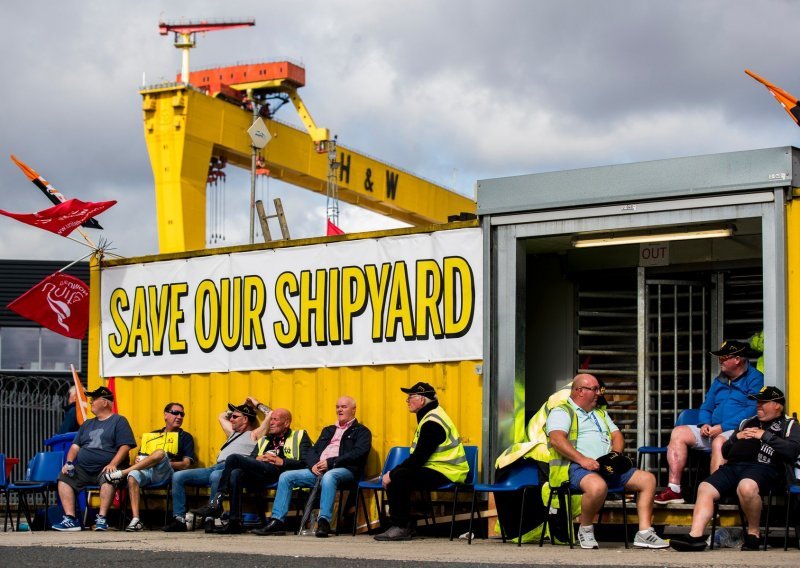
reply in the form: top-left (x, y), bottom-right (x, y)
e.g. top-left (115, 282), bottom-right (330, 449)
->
top-left (216, 430), bottom-right (257, 463)
top-left (74, 414), bottom-right (137, 474)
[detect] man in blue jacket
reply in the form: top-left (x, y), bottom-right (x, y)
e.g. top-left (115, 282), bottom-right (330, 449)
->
top-left (655, 340), bottom-right (763, 504)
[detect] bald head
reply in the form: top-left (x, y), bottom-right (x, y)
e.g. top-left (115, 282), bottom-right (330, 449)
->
top-left (268, 408), bottom-right (292, 435)
top-left (570, 373), bottom-right (601, 411)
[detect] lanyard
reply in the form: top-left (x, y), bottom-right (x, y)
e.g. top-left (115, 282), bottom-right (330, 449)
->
top-left (589, 412), bottom-right (606, 435)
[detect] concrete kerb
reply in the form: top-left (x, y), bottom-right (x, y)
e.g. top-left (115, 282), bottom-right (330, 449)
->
top-left (0, 531), bottom-right (799, 567)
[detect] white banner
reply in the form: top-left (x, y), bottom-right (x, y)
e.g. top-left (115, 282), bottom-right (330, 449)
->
top-left (100, 229), bottom-right (483, 376)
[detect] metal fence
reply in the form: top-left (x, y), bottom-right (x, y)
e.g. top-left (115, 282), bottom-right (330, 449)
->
top-left (1, 373), bottom-right (72, 480)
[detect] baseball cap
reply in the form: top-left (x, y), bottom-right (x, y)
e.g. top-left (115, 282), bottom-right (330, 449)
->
top-left (400, 382), bottom-right (437, 398)
top-left (747, 385), bottom-right (785, 405)
top-left (709, 340), bottom-right (749, 358)
top-left (85, 386), bottom-right (114, 401)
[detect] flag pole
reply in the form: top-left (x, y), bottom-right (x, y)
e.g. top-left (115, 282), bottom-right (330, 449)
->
top-left (57, 251), bottom-right (95, 273)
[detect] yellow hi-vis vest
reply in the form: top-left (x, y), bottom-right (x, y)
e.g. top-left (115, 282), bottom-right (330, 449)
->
top-left (547, 401), bottom-right (613, 488)
top-left (257, 429), bottom-right (306, 459)
top-left (411, 406), bottom-right (468, 483)
top-left (139, 431), bottom-right (179, 456)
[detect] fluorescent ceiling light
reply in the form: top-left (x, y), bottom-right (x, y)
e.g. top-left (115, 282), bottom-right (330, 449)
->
top-left (572, 226), bottom-right (735, 248)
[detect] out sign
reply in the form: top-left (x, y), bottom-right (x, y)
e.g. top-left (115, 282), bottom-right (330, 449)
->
top-left (639, 242), bottom-right (669, 266)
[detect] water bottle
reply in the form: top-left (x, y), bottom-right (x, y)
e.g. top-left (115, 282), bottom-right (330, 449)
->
top-left (714, 527), bottom-right (732, 548)
top-left (65, 461), bottom-right (75, 478)
top-left (18, 521), bottom-right (30, 532)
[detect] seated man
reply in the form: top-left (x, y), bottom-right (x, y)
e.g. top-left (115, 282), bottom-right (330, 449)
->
top-left (254, 396), bottom-right (371, 537)
top-left (162, 399), bottom-right (267, 532)
top-left (374, 382), bottom-right (468, 542)
top-left (197, 407), bottom-right (313, 534)
top-left (102, 402), bottom-right (195, 532)
top-left (52, 386), bottom-right (137, 531)
top-left (545, 374), bottom-right (668, 549)
top-left (655, 340), bottom-right (763, 504)
top-left (670, 386), bottom-right (800, 552)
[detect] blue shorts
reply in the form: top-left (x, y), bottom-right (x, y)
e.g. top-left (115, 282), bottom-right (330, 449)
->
top-left (129, 455), bottom-right (173, 487)
top-left (568, 462), bottom-right (636, 491)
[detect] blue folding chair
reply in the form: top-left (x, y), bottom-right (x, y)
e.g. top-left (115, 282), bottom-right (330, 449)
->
top-left (467, 458), bottom-right (540, 545)
top-left (352, 446), bottom-right (410, 535)
top-left (637, 408), bottom-right (702, 487)
top-left (785, 482), bottom-right (800, 550)
top-left (6, 451), bottom-right (64, 531)
top-left (1, 454), bottom-right (10, 531)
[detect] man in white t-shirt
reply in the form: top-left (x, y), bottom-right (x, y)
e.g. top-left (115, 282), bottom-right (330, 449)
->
top-left (546, 374), bottom-right (667, 550)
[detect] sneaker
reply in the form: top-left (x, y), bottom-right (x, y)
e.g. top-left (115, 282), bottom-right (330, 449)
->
top-left (634, 527), bottom-right (669, 549)
top-left (102, 469), bottom-right (125, 484)
top-left (125, 518), bottom-right (144, 532)
top-left (741, 533), bottom-right (762, 551)
top-left (669, 534), bottom-right (708, 551)
top-left (162, 517), bottom-right (188, 532)
top-left (577, 527), bottom-right (599, 549)
top-left (94, 515), bottom-right (108, 531)
top-left (654, 487), bottom-right (684, 505)
top-left (52, 515), bottom-right (81, 531)
top-left (373, 525), bottom-right (413, 541)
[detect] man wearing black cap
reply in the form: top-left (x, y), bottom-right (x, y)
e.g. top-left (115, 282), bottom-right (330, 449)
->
top-left (163, 399), bottom-right (267, 532)
top-left (670, 386), bottom-right (800, 551)
top-left (655, 340), bottom-right (764, 505)
top-left (52, 386), bottom-right (136, 531)
top-left (374, 382), bottom-right (468, 541)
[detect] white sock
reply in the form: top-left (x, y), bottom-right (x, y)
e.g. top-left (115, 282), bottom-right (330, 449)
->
top-left (668, 483), bottom-right (681, 492)
top-left (579, 525), bottom-right (594, 533)
top-left (130, 516), bottom-right (140, 524)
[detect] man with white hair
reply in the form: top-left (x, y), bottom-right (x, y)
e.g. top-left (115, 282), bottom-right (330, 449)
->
top-left (374, 382), bottom-right (467, 542)
top-left (254, 396), bottom-right (371, 537)
top-left (52, 386), bottom-right (136, 531)
top-left (57, 385), bottom-right (79, 434)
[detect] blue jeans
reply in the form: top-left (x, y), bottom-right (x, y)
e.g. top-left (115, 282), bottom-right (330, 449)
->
top-left (271, 468), bottom-right (354, 522)
top-left (171, 462), bottom-right (226, 518)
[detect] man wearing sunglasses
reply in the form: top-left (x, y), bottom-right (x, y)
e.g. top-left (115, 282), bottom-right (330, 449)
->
top-left (655, 340), bottom-right (764, 506)
top-left (163, 400), bottom-right (267, 532)
top-left (101, 402), bottom-right (195, 532)
top-left (52, 386), bottom-right (136, 532)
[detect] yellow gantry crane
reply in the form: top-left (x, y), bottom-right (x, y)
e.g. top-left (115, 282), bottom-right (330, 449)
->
top-left (142, 19), bottom-right (476, 253)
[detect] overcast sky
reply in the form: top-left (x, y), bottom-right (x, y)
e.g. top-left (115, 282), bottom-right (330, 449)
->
top-left (1, 1), bottom-right (799, 262)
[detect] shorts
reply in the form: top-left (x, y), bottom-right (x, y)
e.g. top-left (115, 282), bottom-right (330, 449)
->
top-left (129, 454), bottom-right (173, 487)
top-left (703, 462), bottom-right (780, 497)
top-left (686, 425), bottom-right (734, 450)
top-left (568, 462), bottom-right (637, 491)
top-left (58, 465), bottom-right (106, 492)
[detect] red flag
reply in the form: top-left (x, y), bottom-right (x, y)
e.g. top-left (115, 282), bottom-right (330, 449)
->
top-left (326, 219), bottom-right (345, 236)
top-left (70, 365), bottom-right (89, 425)
top-left (0, 198), bottom-right (115, 236)
top-left (10, 154), bottom-right (104, 229)
top-left (106, 377), bottom-right (119, 414)
top-left (7, 272), bottom-right (90, 339)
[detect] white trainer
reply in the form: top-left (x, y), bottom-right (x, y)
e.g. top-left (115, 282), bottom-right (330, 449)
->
top-left (577, 527), bottom-right (599, 549)
top-left (634, 527), bottom-right (669, 549)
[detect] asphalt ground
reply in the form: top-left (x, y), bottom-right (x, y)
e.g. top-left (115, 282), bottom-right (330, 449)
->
top-left (1, 531), bottom-right (799, 568)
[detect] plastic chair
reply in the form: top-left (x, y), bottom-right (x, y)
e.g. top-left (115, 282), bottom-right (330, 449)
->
top-left (540, 480), bottom-right (630, 549)
top-left (6, 451), bottom-right (64, 530)
top-left (467, 458), bottom-right (540, 545)
top-left (352, 446), bottom-right (410, 535)
top-left (637, 408), bottom-right (702, 487)
top-left (1, 454), bottom-right (10, 531)
top-left (425, 445), bottom-right (479, 541)
top-left (784, 483), bottom-right (800, 550)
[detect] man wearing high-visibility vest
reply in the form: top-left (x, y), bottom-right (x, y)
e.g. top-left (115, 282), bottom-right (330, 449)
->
top-left (374, 382), bottom-right (468, 542)
top-left (102, 401), bottom-right (195, 532)
top-left (546, 374), bottom-right (668, 549)
top-left (199, 407), bottom-right (314, 534)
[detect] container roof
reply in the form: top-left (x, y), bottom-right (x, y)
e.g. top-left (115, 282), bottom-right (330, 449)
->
top-left (477, 146), bottom-right (799, 216)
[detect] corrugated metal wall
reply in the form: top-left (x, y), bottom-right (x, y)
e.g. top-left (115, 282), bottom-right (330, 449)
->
top-left (108, 363), bottom-right (482, 476)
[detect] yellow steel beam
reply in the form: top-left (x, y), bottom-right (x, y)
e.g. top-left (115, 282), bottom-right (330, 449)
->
top-left (141, 85), bottom-right (476, 253)
top-left (787, 194), bottom-right (800, 415)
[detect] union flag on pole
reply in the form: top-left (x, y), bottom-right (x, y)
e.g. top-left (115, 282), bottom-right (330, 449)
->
top-left (70, 365), bottom-right (89, 425)
top-left (7, 272), bottom-right (90, 339)
top-left (0, 198), bottom-right (115, 237)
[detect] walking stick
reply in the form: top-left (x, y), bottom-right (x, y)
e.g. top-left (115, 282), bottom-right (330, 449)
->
top-left (298, 475), bottom-right (322, 536)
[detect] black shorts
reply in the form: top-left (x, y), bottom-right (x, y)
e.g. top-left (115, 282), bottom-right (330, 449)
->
top-left (704, 462), bottom-right (781, 497)
top-left (58, 465), bottom-right (107, 492)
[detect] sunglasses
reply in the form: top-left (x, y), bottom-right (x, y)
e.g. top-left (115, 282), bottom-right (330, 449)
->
top-left (230, 414), bottom-right (244, 420)
top-left (166, 410), bottom-right (186, 417)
